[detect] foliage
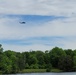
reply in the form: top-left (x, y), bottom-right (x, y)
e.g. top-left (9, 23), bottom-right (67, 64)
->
top-left (0, 45), bottom-right (76, 74)
top-left (46, 63), bottom-right (52, 72)
top-left (58, 55), bottom-right (73, 72)
top-left (49, 47), bottom-right (66, 68)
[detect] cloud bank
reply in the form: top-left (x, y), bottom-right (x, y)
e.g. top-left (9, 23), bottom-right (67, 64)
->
top-left (0, 0), bottom-right (76, 16)
top-left (0, 0), bottom-right (76, 52)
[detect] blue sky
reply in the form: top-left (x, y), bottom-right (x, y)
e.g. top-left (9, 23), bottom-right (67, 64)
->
top-left (0, 0), bottom-right (76, 52)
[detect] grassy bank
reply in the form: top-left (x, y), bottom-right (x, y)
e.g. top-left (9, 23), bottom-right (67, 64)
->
top-left (51, 69), bottom-right (63, 72)
top-left (21, 69), bottom-right (62, 73)
top-left (21, 69), bottom-right (46, 73)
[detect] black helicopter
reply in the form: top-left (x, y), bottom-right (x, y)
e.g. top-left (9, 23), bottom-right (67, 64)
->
top-left (19, 21), bottom-right (26, 24)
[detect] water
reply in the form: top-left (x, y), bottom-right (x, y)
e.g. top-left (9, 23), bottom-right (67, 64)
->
top-left (4, 72), bottom-right (76, 75)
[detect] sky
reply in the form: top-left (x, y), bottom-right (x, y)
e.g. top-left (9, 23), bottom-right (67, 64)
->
top-left (0, 0), bottom-right (76, 52)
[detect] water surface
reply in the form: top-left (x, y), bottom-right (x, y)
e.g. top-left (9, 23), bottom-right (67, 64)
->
top-left (4, 72), bottom-right (76, 75)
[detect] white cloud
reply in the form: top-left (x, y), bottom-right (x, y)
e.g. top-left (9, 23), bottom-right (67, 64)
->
top-left (3, 36), bottom-right (76, 52)
top-left (0, 0), bottom-right (76, 16)
top-left (57, 37), bottom-right (76, 50)
top-left (0, 15), bottom-right (76, 51)
top-left (0, 0), bottom-right (76, 51)
top-left (3, 44), bottom-right (53, 52)
top-left (0, 16), bottom-right (76, 40)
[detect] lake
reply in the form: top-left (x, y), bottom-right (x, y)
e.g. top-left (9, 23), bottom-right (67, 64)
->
top-left (4, 72), bottom-right (76, 75)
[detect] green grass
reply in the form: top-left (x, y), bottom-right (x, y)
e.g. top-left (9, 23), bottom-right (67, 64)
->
top-left (51, 68), bottom-right (63, 72)
top-left (22, 69), bottom-right (46, 73)
top-left (21, 68), bottom-right (62, 73)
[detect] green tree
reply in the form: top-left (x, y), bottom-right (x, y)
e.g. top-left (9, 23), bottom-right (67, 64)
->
top-left (73, 50), bottom-right (76, 56)
top-left (2, 54), bottom-right (12, 73)
top-left (46, 63), bottom-right (52, 72)
top-left (16, 52), bottom-right (25, 71)
top-left (58, 55), bottom-right (73, 72)
top-left (4, 50), bottom-right (18, 73)
top-left (36, 51), bottom-right (45, 68)
top-left (0, 44), bottom-right (3, 53)
top-left (25, 63), bottom-right (29, 69)
top-left (49, 47), bottom-right (66, 68)
top-left (65, 49), bottom-right (73, 57)
top-left (73, 56), bottom-right (76, 71)
top-left (44, 50), bottom-right (50, 64)
top-left (0, 44), bottom-right (3, 71)
top-left (29, 56), bottom-right (38, 65)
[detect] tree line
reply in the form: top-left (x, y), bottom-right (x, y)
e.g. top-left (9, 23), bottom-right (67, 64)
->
top-left (0, 44), bottom-right (76, 73)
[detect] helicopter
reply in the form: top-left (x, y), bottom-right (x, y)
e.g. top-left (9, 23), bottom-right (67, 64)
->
top-left (19, 21), bottom-right (26, 24)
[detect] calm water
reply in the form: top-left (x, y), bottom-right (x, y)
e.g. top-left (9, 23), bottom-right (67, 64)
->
top-left (4, 72), bottom-right (76, 75)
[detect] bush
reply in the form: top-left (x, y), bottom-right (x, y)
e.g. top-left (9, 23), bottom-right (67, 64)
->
top-left (46, 63), bottom-right (52, 72)
top-left (46, 68), bottom-right (51, 72)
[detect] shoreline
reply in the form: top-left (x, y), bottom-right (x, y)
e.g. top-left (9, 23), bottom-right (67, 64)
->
top-left (20, 69), bottom-right (63, 73)
top-left (2, 69), bottom-right (76, 74)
